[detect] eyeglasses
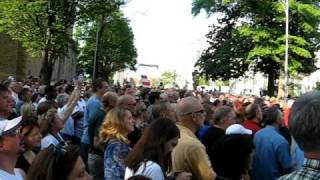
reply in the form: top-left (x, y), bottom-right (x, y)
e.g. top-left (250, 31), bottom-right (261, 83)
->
top-left (187, 109), bottom-right (206, 115)
top-left (127, 103), bottom-right (137, 106)
top-left (52, 145), bottom-right (67, 164)
top-left (2, 127), bottom-right (22, 138)
top-left (54, 144), bottom-right (67, 155)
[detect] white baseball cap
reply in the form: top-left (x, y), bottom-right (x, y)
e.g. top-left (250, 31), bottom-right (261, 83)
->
top-left (0, 117), bottom-right (23, 137)
top-left (226, 124), bottom-right (252, 135)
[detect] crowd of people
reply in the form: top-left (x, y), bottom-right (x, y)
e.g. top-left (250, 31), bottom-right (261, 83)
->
top-left (0, 76), bottom-right (320, 180)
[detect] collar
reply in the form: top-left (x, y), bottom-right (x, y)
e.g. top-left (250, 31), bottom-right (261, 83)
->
top-left (265, 125), bottom-right (279, 132)
top-left (303, 158), bottom-right (320, 170)
top-left (244, 120), bottom-right (260, 126)
top-left (177, 125), bottom-right (197, 139)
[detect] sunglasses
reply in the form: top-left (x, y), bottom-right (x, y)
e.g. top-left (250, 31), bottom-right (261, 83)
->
top-left (2, 127), bottom-right (22, 138)
top-left (187, 109), bottom-right (206, 115)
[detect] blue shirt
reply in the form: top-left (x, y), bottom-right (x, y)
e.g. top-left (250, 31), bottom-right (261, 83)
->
top-left (104, 139), bottom-right (130, 180)
top-left (197, 124), bottom-right (210, 140)
top-left (291, 141), bottom-right (304, 170)
top-left (252, 126), bottom-right (292, 180)
top-left (81, 95), bottom-right (102, 144)
top-left (15, 99), bottom-right (24, 115)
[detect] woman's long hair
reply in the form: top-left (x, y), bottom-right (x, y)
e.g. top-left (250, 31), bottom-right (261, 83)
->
top-left (27, 145), bottom-right (80, 180)
top-left (125, 118), bottom-right (180, 174)
top-left (99, 107), bottom-right (131, 144)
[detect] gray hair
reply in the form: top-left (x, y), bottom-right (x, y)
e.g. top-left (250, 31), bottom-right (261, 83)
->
top-left (152, 101), bottom-right (171, 120)
top-left (214, 106), bottom-right (234, 125)
top-left (262, 106), bottom-right (282, 125)
top-left (289, 91), bottom-right (320, 152)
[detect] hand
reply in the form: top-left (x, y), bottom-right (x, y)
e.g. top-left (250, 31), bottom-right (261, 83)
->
top-left (175, 171), bottom-right (192, 180)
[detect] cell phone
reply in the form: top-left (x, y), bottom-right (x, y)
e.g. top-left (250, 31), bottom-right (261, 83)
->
top-left (78, 74), bottom-right (85, 97)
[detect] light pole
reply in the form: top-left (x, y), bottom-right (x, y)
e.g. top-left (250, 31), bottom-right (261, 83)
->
top-left (280, 0), bottom-right (290, 100)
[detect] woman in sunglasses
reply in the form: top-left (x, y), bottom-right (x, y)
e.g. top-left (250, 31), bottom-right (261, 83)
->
top-left (27, 145), bottom-right (92, 180)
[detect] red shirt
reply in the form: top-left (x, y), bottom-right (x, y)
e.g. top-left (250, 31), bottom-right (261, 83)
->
top-left (283, 108), bottom-right (291, 127)
top-left (242, 120), bottom-right (261, 134)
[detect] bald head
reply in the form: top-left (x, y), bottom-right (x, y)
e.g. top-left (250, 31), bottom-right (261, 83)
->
top-left (117, 95), bottom-right (136, 114)
top-left (177, 97), bottom-right (203, 116)
top-left (102, 92), bottom-right (119, 109)
top-left (177, 96), bottom-right (205, 132)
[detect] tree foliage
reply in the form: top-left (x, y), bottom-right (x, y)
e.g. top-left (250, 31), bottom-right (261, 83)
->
top-left (0, 0), bottom-right (127, 84)
top-left (0, 0), bottom-right (80, 84)
top-left (76, 10), bottom-right (137, 82)
top-left (193, 0), bottom-right (320, 96)
top-left (160, 71), bottom-right (177, 87)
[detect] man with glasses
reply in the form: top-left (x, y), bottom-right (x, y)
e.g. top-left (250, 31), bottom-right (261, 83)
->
top-left (172, 97), bottom-right (216, 180)
top-left (117, 95), bottom-right (137, 115)
top-left (0, 116), bottom-right (25, 180)
top-left (117, 95), bottom-right (141, 148)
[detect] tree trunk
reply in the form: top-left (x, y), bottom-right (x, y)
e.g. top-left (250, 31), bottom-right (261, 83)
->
top-left (267, 70), bottom-right (275, 96)
top-left (40, 49), bottom-right (54, 85)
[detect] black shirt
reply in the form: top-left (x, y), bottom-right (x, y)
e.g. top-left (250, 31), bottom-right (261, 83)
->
top-left (16, 154), bottom-right (30, 173)
top-left (202, 126), bottom-right (225, 154)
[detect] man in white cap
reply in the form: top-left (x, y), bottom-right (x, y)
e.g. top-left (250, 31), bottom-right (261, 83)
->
top-left (226, 124), bottom-right (252, 135)
top-left (0, 117), bottom-right (25, 179)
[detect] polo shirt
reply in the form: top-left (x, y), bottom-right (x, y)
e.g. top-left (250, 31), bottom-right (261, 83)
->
top-left (172, 125), bottom-right (216, 180)
top-left (252, 125), bottom-right (292, 180)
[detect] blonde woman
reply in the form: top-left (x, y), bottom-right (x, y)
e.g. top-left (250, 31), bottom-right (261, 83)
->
top-left (100, 107), bottom-right (134, 180)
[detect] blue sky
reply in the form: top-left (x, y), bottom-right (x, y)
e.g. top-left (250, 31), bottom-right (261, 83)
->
top-left (122, 0), bottom-right (219, 82)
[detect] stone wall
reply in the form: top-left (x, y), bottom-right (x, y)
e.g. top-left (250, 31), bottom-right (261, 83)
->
top-left (51, 44), bottom-right (77, 83)
top-left (0, 33), bottom-right (76, 82)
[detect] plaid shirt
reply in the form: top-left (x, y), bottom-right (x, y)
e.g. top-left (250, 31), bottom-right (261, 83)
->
top-left (279, 158), bottom-right (320, 180)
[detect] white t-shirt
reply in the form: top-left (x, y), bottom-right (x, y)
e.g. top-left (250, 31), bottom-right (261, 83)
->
top-left (59, 106), bottom-right (74, 136)
top-left (60, 99), bottom-right (86, 136)
top-left (0, 169), bottom-right (24, 180)
top-left (125, 161), bottom-right (165, 180)
top-left (41, 133), bottom-right (65, 149)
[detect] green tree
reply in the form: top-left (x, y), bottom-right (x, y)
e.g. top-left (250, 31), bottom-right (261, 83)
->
top-left (0, 0), bottom-right (124, 84)
top-left (0, 0), bottom-right (77, 84)
top-left (196, 75), bottom-right (210, 86)
top-left (160, 71), bottom-right (177, 87)
top-left (76, 10), bottom-right (137, 82)
top-left (192, 0), bottom-right (320, 96)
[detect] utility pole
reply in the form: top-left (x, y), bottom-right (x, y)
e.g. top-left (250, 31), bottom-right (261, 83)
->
top-left (92, 20), bottom-right (100, 80)
top-left (281, 0), bottom-right (290, 101)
